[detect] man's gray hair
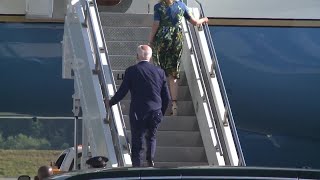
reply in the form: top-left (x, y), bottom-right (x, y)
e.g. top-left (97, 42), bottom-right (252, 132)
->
top-left (137, 45), bottom-right (152, 60)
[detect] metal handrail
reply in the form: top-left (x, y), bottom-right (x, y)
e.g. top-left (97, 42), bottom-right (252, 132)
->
top-left (184, 20), bottom-right (224, 157)
top-left (80, 0), bottom-right (131, 166)
top-left (194, 0), bottom-right (246, 166)
top-left (90, 0), bottom-right (130, 152)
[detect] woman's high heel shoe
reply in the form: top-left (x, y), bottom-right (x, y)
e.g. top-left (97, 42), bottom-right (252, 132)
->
top-left (171, 101), bottom-right (178, 116)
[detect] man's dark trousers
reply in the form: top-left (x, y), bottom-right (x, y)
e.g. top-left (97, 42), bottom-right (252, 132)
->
top-left (130, 109), bottom-right (163, 167)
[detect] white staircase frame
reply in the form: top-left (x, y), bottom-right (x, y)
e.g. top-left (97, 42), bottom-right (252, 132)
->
top-left (62, 0), bottom-right (132, 168)
top-left (192, 9), bottom-right (240, 166)
top-left (181, 18), bottom-right (225, 166)
top-left (182, 7), bottom-right (240, 166)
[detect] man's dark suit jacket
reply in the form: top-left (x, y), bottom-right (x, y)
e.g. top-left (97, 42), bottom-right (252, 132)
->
top-left (109, 61), bottom-right (171, 119)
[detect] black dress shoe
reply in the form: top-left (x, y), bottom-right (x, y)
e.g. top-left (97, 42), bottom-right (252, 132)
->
top-left (147, 160), bottom-right (154, 167)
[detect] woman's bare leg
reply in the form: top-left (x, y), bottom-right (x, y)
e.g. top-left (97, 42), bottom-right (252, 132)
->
top-left (168, 75), bottom-right (178, 115)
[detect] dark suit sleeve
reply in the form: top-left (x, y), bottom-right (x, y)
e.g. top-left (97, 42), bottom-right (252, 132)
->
top-left (109, 68), bottom-right (131, 106)
top-left (160, 70), bottom-right (171, 115)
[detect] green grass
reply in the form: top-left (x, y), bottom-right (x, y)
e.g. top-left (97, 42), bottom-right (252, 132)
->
top-left (0, 149), bottom-right (61, 177)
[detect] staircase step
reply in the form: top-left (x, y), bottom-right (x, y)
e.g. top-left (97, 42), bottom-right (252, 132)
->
top-left (103, 27), bottom-right (151, 41)
top-left (116, 85), bottom-right (191, 101)
top-left (112, 70), bottom-right (188, 86)
top-left (126, 131), bottom-right (203, 147)
top-left (154, 161), bottom-right (208, 167)
top-left (154, 147), bottom-right (207, 162)
top-left (123, 115), bottom-right (199, 131)
top-left (99, 12), bottom-right (153, 27)
top-left (106, 41), bottom-right (147, 56)
top-left (119, 100), bottom-right (195, 116)
top-left (109, 55), bottom-right (136, 71)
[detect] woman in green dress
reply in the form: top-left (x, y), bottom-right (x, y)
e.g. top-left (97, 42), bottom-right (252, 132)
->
top-left (149, 0), bottom-right (208, 115)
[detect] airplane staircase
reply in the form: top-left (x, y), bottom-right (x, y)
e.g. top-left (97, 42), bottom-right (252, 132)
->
top-left (101, 12), bottom-right (208, 167)
top-left (62, 0), bottom-right (245, 169)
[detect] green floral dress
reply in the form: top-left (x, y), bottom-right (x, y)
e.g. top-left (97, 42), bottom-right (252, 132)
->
top-left (152, 1), bottom-right (192, 79)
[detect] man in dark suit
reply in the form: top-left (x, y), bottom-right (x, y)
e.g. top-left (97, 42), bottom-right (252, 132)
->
top-left (109, 45), bottom-right (170, 167)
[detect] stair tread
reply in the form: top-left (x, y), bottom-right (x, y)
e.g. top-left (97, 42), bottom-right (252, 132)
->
top-left (125, 130), bottom-right (203, 147)
top-left (123, 115), bottom-right (199, 131)
top-left (142, 146), bottom-right (207, 162)
top-left (99, 12), bottom-right (153, 27)
top-left (105, 41), bottom-right (148, 56)
top-left (103, 27), bottom-right (151, 41)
